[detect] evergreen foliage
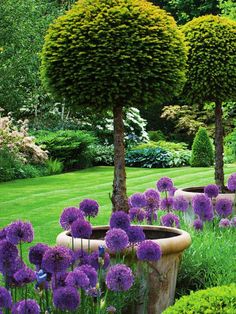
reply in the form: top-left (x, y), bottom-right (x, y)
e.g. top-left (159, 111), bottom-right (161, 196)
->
top-left (190, 127), bottom-right (214, 167)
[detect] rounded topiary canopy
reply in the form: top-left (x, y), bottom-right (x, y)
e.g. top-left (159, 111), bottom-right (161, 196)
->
top-left (40, 0), bottom-right (187, 110)
top-left (182, 15), bottom-right (236, 103)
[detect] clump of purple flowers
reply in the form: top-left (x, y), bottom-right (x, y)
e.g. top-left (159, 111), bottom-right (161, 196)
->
top-left (227, 173), bottom-right (236, 192)
top-left (219, 218), bottom-right (231, 228)
top-left (29, 243), bottom-right (49, 267)
top-left (53, 287), bottom-right (80, 311)
top-left (79, 199), bottom-right (99, 218)
top-left (161, 213), bottom-right (180, 228)
top-left (60, 207), bottom-right (84, 230)
top-left (105, 228), bottom-right (128, 253)
top-left (0, 287), bottom-right (12, 309)
top-left (204, 184), bottom-right (219, 198)
top-left (109, 211), bottom-right (130, 231)
top-left (106, 264), bottom-right (134, 291)
top-left (192, 194), bottom-right (213, 221)
top-left (156, 177), bottom-right (173, 192)
top-left (12, 299), bottom-right (40, 314)
top-left (127, 226), bottom-right (145, 244)
top-left (193, 219), bottom-right (203, 231)
top-left (173, 196), bottom-right (189, 212)
top-left (129, 193), bottom-right (147, 208)
top-left (6, 221), bottom-right (34, 245)
top-left (42, 246), bottom-right (72, 273)
top-left (137, 240), bottom-right (162, 262)
top-left (129, 207), bottom-right (146, 223)
top-left (71, 219), bottom-right (92, 239)
top-left (215, 199), bottom-right (233, 218)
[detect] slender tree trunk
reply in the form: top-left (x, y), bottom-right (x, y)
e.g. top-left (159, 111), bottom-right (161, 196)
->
top-left (214, 100), bottom-right (224, 190)
top-left (112, 105), bottom-right (129, 212)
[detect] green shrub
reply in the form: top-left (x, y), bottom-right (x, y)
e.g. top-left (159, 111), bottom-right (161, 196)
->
top-left (164, 285), bottom-right (236, 313)
top-left (91, 144), bottom-right (114, 166)
top-left (190, 127), bottom-right (214, 167)
top-left (133, 140), bottom-right (188, 152)
top-left (45, 158), bottom-right (63, 175)
top-left (148, 130), bottom-right (166, 142)
top-left (35, 130), bottom-right (95, 170)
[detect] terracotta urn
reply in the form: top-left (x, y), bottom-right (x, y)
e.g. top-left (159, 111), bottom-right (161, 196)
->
top-left (56, 225), bottom-right (191, 314)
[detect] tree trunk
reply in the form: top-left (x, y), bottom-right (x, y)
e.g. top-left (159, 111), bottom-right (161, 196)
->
top-left (112, 105), bottom-right (129, 212)
top-left (214, 100), bottom-right (225, 190)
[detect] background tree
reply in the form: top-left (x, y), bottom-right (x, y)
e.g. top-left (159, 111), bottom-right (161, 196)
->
top-left (182, 15), bottom-right (236, 189)
top-left (41, 0), bottom-right (187, 211)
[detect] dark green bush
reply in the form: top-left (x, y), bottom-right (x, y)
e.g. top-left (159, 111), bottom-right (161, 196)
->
top-left (190, 127), bottom-right (214, 167)
top-left (91, 144), bottom-right (114, 166)
top-left (148, 130), bottom-right (166, 142)
top-left (35, 130), bottom-right (95, 170)
top-left (164, 284), bottom-right (236, 313)
top-left (45, 158), bottom-right (63, 175)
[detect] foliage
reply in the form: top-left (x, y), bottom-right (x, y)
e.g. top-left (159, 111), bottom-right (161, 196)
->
top-left (133, 140), bottom-right (188, 152)
top-left (220, 0), bottom-right (236, 21)
top-left (190, 128), bottom-right (214, 167)
top-left (125, 147), bottom-right (190, 168)
top-left (0, 115), bottom-right (47, 164)
top-left (182, 15), bottom-right (236, 104)
top-left (45, 158), bottom-right (64, 175)
top-left (41, 0), bottom-right (187, 111)
top-left (225, 125), bottom-right (236, 163)
top-left (148, 130), bottom-right (166, 142)
top-left (154, 0), bottom-right (220, 25)
top-left (165, 284), bottom-right (236, 313)
top-left (35, 130), bottom-right (95, 170)
top-left (91, 144), bottom-right (114, 166)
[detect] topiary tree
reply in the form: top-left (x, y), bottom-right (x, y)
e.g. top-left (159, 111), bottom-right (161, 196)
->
top-left (190, 127), bottom-right (214, 167)
top-left (182, 15), bottom-right (236, 189)
top-left (40, 0), bottom-right (187, 211)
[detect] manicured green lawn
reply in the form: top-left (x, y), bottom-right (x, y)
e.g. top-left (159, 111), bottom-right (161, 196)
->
top-left (0, 165), bottom-right (236, 245)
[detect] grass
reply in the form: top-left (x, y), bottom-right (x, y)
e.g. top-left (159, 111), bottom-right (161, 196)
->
top-left (0, 165), bottom-right (236, 245)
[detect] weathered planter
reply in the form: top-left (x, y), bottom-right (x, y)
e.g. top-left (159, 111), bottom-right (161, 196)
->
top-left (175, 186), bottom-right (235, 203)
top-left (57, 225), bottom-right (191, 314)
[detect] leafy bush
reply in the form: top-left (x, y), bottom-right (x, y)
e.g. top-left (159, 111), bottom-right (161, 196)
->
top-left (164, 285), bottom-right (236, 313)
top-left (35, 130), bottom-right (95, 170)
top-left (133, 141), bottom-right (188, 152)
top-left (45, 158), bottom-right (63, 175)
top-left (91, 144), bottom-right (114, 166)
top-left (148, 130), bottom-right (166, 142)
top-left (190, 127), bottom-right (214, 167)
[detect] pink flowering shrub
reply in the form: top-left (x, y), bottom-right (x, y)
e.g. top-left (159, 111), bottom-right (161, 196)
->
top-left (0, 115), bottom-right (47, 164)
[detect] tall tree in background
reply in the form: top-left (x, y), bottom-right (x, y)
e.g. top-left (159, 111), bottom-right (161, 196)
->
top-left (41, 0), bottom-right (187, 211)
top-left (182, 15), bottom-right (236, 189)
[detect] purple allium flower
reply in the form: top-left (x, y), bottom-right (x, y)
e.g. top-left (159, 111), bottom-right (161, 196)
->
top-left (192, 194), bottom-right (213, 221)
top-left (42, 246), bottom-right (72, 273)
top-left (127, 226), bottom-right (145, 244)
top-left (146, 210), bottom-right (157, 224)
top-left (86, 287), bottom-right (101, 298)
top-left (88, 251), bottom-right (110, 270)
top-left (76, 264), bottom-right (97, 288)
top-left (106, 264), bottom-right (134, 291)
top-left (136, 240), bottom-right (162, 261)
top-left (193, 219), bottom-right (203, 231)
top-left (215, 198), bottom-right (233, 217)
top-left (71, 219), bottom-right (92, 239)
top-left (66, 269), bottom-right (90, 289)
top-left (79, 199), bottom-right (99, 218)
top-left (156, 177), bottom-right (174, 192)
top-left (0, 287), bottom-right (12, 309)
top-left (219, 218), bottom-right (231, 228)
top-left (173, 196), bottom-right (189, 212)
top-left (144, 189), bottom-right (160, 209)
top-left (0, 228), bottom-right (6, 240)
top-left (204, 184), bottom-right (219, 198)
top-left (129, 208), bottom-right (146, 222)
top-left (0, 240), bottom-right (18, 274)
top-left (53, 287), bottom-right (80, 311)
top-left (60, 207), bottom-right (84, 230)
top-left (227, 173), bottom-right (236, 192)
top-left (74, 249), bottom-right (89, 266)
top-left (109, 211), bottom-right (130, 231)
top-left (160, 197), bottom-right (174, 210)
top-left (161, 213), bottom-right (180, 228)
top-left (14, 266), bottom-right (36, 286)
top-left (52, 272), bottom-right (68, 290)
top-left (129, 193), bottom-right (147, 208)
top-left (231, 216), bottom-right (236, 227)
top-left (107, 306), bottom-right (117, 313)
top-left (168, 186), bottom-right (178, 197)
top-left (105, 228), bottom-right (128, 253)
top-left (6, 221), bottom-right (34, 245)
top-left (12, 299), bottom-right (40, 314)
top-left (29, 243), bottom-right (49, 267)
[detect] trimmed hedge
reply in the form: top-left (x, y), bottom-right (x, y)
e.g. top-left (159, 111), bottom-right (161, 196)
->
top-left (163, 285), bottom-right (236, 313)
top-left (35, 130), bottom-right (95, 170)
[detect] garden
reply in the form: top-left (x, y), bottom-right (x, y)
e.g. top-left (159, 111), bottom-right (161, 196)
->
top-left (0, 0), bottom-right (236, 313)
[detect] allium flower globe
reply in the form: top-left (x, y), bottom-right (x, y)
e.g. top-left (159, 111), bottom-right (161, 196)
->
top-left (168, 186), bottom-right (178, 197)
top-left (173, 196), bottom-right (189, 212)
top-left (42, 246), bottom-right (72, 273)
top-left (79, 199), bottom-right (99, 218)
top-left (74, 249), bottom-right (89, 265)
top-left (227, 173), bottom-right (236, 191)
top-left (53, 287), bottom-right (80, 311)
top-left (215, 198), bottom-right (233, 217)
top-left (60, 207), bottom-right (84, 230)
top-left (12, 299), bottom-right (40, 314)
top-left (6, 221), bottom-right (34, 245)
top-left (0, 228), bottom-right (6, 240)
top-left (14, 266), bottom-right (36, 286)
top-left (144, 189), bottom-right (160, 209)
top-left (129, 208), bottom-right (146, 222)
top-left (71, 219), bottom-right (92, 239)
top-left (29, 243), bottom-right (49, 267)
top-left (193, 219), bottom-right (203, 231)
top-left (160, 197), bottom-right (174, 210)
top-left (161, 213), bottom-right (180, 228)
top-left (129, 193), bottom-right (147, 208)
top-left (0, 240), bottom-right (18, 274)
top-left (204, 184), bottom-right (219, 198)
top-left (105, 228), bottom-right (128, 253)
top-left (66, 269), bottom-right (90, 289)
top-left (156, 177), bottom-right (173, 192)
top-left (52, 272), bottom-right (68, 290)
top-left (127, 226), bottom-right (145, 244)
top-left (76, 264), bottom-right (98, 287)
top-left (0, 287), bottom-right (12, 309)
top-left (219, 218), bottom-right (231, 228)
top-left (146, 210), bottom-right (157, 224)
top-left (192, 194), bottom-right (213, 221)
top-left (109, 211), bottom-right (130, 231)
top-left (106, 264), bottom-right (134, 291)
top-left (137, 240), bottom-right (162, 261)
